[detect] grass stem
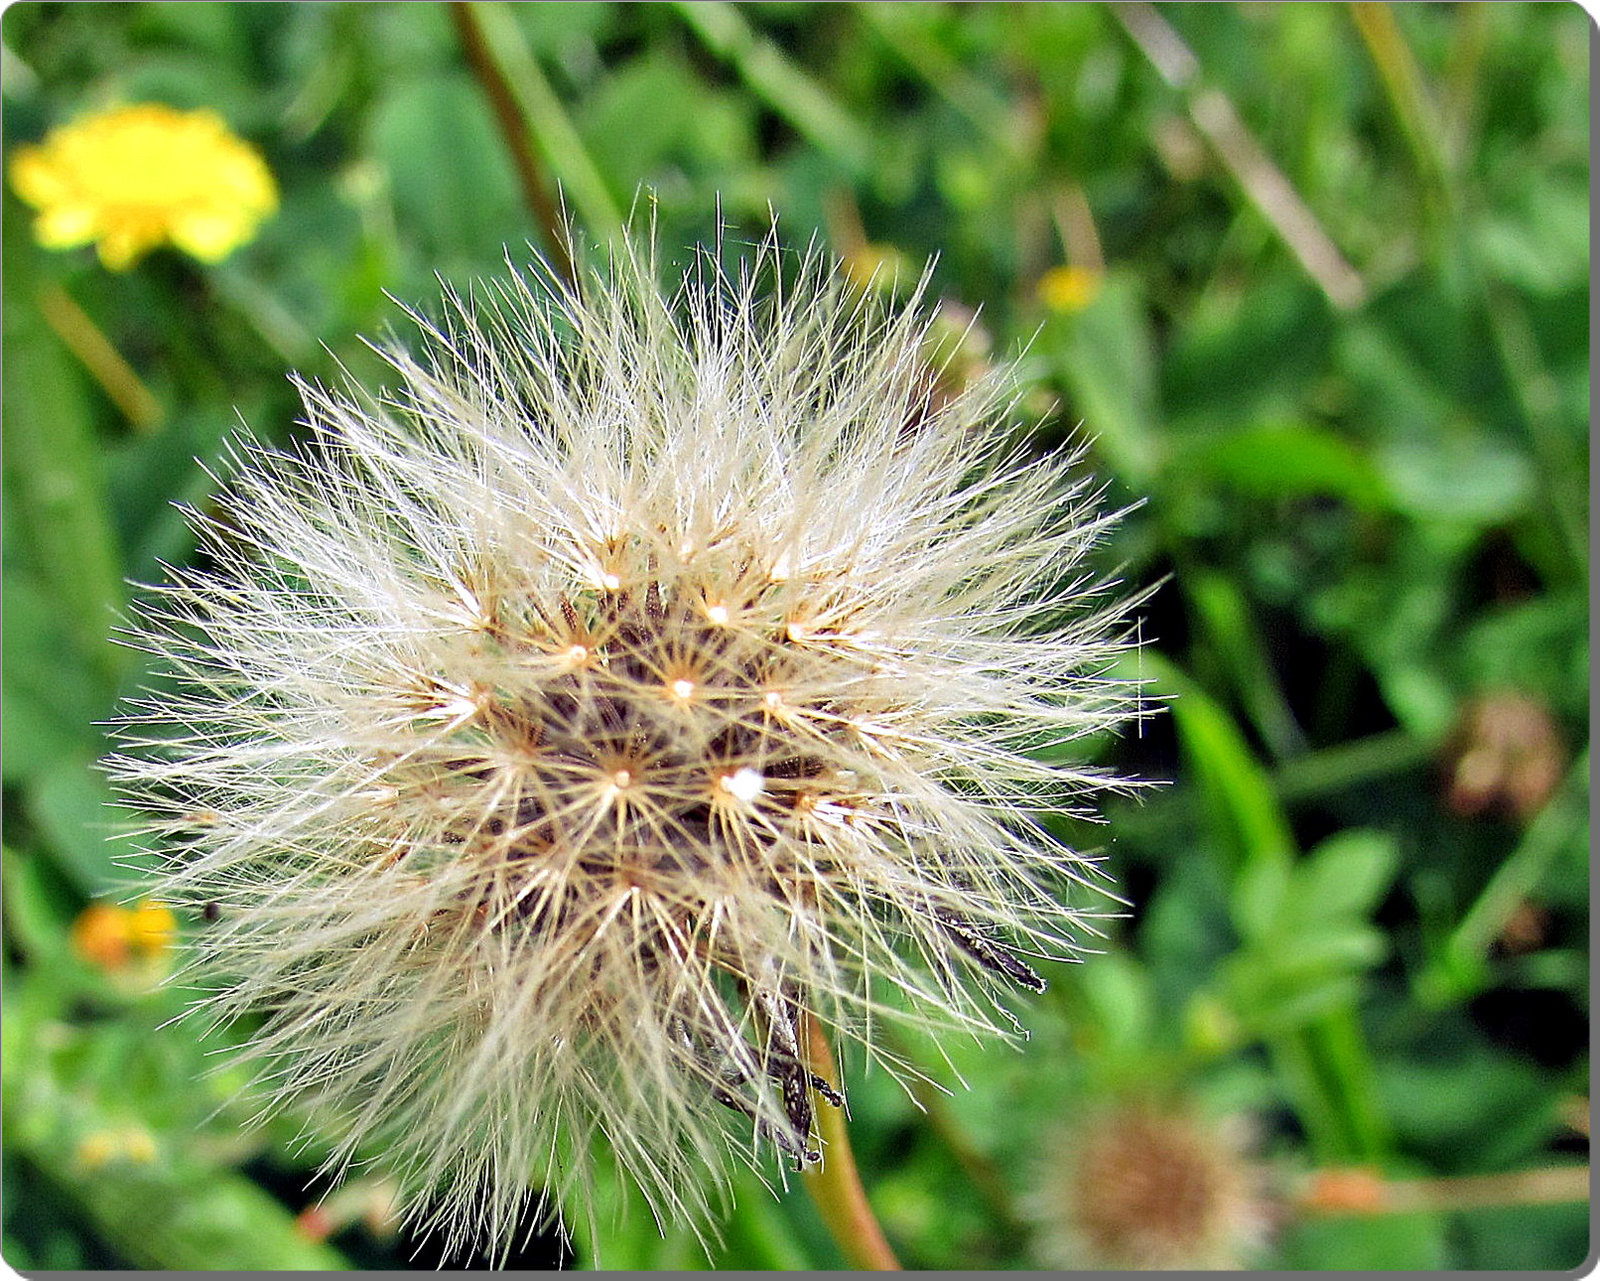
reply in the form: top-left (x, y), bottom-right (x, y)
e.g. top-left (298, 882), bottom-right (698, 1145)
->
top-left (449, 1), bottom-right (576, 286)
top-left (1114, 2), bottom-right (1367, 311)
top-left (1420, 749), bottom-right (1590, 1004)
top-left (36, 282), bottom-right (162, 433)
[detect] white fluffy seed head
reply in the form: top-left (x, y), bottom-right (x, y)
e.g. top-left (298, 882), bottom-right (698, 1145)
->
top-left (109, 232), bottom-right (1145, 1261)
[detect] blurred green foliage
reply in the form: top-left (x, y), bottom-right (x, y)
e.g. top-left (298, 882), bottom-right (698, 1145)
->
top-left (1, 2), bottom-right (1588, 1270)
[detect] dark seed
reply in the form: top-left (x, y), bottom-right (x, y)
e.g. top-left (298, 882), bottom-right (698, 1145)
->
top-left (710, 1079), bottom-right (813, 1163)
top-left (775, 1054), bottom-right (815, 1157)
top-left (934, 906), bottom-right (1048, 994)
top-left (810, 1072), bottom-right (845, 1109)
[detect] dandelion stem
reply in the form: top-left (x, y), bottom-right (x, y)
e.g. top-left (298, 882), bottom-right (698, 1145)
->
top-left (448, 1), bottom-right (575, 287)
top-left (801, 1020), bottom-right (901, 1270)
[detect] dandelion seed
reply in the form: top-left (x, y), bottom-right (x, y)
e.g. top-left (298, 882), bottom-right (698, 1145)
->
top-left (110, 231), bottom-right (1146, 1260)
top-left (720, 768), bottom-right (766, 804)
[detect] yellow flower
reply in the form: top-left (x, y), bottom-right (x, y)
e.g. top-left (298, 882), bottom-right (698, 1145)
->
top-left (9, 103), bottom-right (277, 270)
top-left (1036, 264), bottom-right (1103, 314)
top-left (127, 899), bottom-right (178, 952)
top-left (69, 899), bottom-right (178, 971)
top-left (74, 1126), bottom-right (159, 1171)
top-left (74, 1130), bottom-right (122, 1171)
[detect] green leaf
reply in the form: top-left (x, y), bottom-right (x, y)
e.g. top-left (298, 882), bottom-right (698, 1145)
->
top-left (1290, 830), bottom-right (1399, 926)
top-left (506, 0), bottom-right (616, 56)
top-left (1162, 279), bottom-right (1335, 429)
top-left (1265, 925), bottom-right (1389, 982)
top-left (1420, 751), bottom-right (1589, 1007)
top-left (1453, 1201), bottom-right (1589, 1271)
top-left (1378, 1037), bottom-right (1559, 1164)
top-left (470, 1), bottom-right (627, 248)
top-left (577, 52), bottom-right (701, 185)
top-left (2, 684), bottom-right (89, 787)
top-left (1227, 926), bottom-right (1387, 1012)
top-left (3, 568), bottom-right (107, 782)
top-left (1074, 947), bottom-right (1155, 1054)
top-left (1460, 592), bottom-right (1588, 715)
top-left (1377, 435), bottom-right (1535, 524)
top-left (0, 846), bottom-right (75, 963)
top-left (1474, 174), bottom-right (1588, 297)
top-left (1179, 420), bottom-right (1394, 512)
top-left (1138, 652), bottom-right (1294, 879)
top-left (1279, 1212), bottom-right (1447, 1270)
top-left (1373, 661), bottom-right (1458, 742)
top-left (1231, 855), bottom-right (1290, 943)
top-left (713, 1179), bottom-right (812, 1270)
top-left (25, 761), bottom-right (130, 899)
top-left (366, 73), bottom-right (522, 266)
top-left (1184, 568), bottom-right (1306, 760)
top-left (1051, 273), bottom-right (1163, 487)
top-left (1234, 973), bottom-right (1367, 1036)
top-left (674, 2), bottom-right (872, 175)
top-left (2, 201), bottom-right (126, 692)
top-left (3, 953), bottom-right (352, 1272)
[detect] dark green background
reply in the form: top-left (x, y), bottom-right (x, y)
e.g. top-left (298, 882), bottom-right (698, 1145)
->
top-left (1, 2), bottom-right (1588, 1269)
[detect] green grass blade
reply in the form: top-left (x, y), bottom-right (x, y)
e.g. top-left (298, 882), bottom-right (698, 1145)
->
top-left (470, 2), bottom-right (626, 249)
top-left (674, 2), bottom-right (872, 175)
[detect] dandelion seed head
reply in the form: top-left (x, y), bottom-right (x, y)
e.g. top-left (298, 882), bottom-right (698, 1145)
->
top-left (1025, 1101), bottom-right (1269, 1270)
top-left (110, 231), bottom-right (1146, 1260)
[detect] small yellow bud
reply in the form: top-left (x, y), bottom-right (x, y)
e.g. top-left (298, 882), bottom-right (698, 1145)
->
top-left (1036, 264), bottom-right (1103, 315)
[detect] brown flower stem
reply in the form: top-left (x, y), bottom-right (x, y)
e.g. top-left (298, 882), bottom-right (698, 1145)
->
top-left (1300, 1165), bottom-right (1591, 1217)
top-left (36, 281), bottom-right (162, 433)
top-left (448, 1), bottom-right (574, 287)
top-left (1113, 2), bottom-right (1367, 311)
top-left (801, 1019), bottom-right (901, 1270)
